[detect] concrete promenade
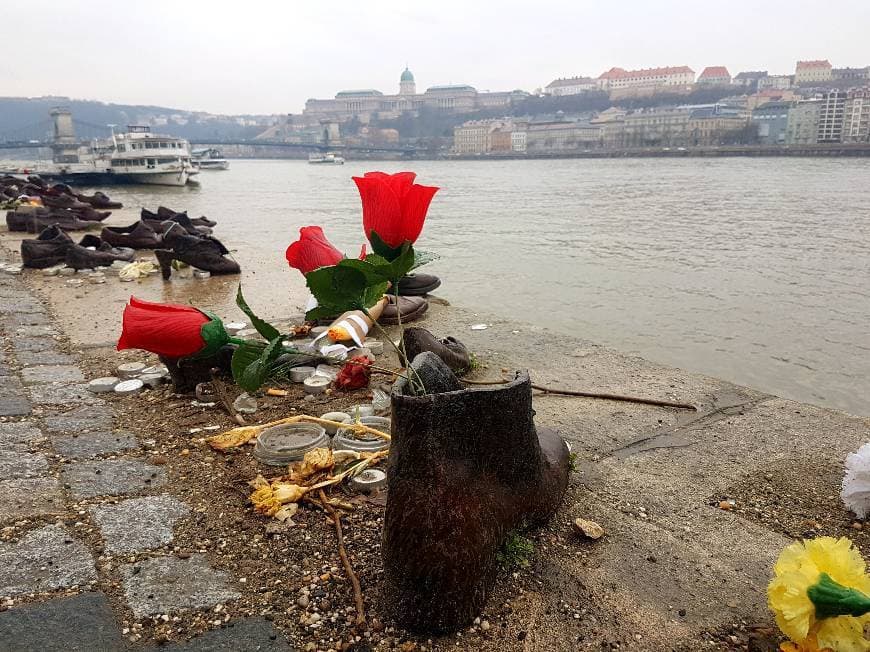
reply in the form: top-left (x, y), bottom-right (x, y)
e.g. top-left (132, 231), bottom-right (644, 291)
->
top-left (0, 256), bottom-right (868, 650)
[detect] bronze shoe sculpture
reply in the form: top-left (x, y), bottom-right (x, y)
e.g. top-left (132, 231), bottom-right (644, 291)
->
top-left (100, 221), bottom-right (163, 249)
top-left (154, 226), bottom-right (239, 279)
top-left (20, 226), bottom-right (74, 268)
top-left (25, 213), bottom-right (94, 233)
top-left (402, 327), bottom-right (471, 374)
top-left (383, 353), bottom-right (570, 633)
top-left (65, 235), bottom-right (135, 270)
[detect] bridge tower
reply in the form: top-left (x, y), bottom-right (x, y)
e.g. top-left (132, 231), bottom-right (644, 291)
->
top-left (49, 107), bottom-right (81, 164)
top-left (320, 119), bottom-right (342, 147)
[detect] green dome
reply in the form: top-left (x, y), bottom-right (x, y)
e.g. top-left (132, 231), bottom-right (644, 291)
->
top-left (400, 67), bottom-right (415, 82)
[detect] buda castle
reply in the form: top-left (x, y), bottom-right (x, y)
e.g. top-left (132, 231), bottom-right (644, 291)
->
top-left (301, 68), bottom-right (528, 124)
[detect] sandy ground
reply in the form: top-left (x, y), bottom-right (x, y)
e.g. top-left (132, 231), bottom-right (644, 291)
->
top-left (4, 223), bottom-right (870, 651)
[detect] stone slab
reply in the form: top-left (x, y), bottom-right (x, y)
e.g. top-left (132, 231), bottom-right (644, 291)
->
top-left (0, 478), bottom-right (65, 523)
top-left (0, 377), bottom-right (31, 416)
top-left (141, 617), bottom-right (293, 651)
top-left (0, 525), bottom-right (96, 596)
top-left (51, 430), bottom-right (138, 459)
top-left (11, 337), bottom-right (58, 354)
top-left (61, 459), bottom-right (166, 499)
top-left (43, 405), bottom-right (115, 433)
top-left (14, 350), bottom-right (78, 366)
top-left (13, 325), bottom-right (58, 337)
top-left (21, 365), bottom-right (85, 385)
top-left (0, 591), bottom-right (125, 652)
top-left (121, 555), bottom-right (240, 618)
top-left (0, 451), bottom-right (49, 479)
top-left (91, 495), bottom-right (190, 553)
top-left (0, 297), bottom-right (43, 314)
top-left (27, 383), bottom-right (102, 406)
top-left (4, 312), bottom-right (50, 327)
top-left (0, 422), bottom-right (46, 451)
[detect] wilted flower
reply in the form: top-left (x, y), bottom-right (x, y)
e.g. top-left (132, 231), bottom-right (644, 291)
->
top-left (335, 356), bottom-right (372, 391)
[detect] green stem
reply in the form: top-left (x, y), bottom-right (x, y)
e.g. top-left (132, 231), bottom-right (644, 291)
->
top-left (808, 572), bottom-right (870, 619)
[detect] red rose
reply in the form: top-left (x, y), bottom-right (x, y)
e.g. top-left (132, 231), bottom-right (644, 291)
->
top-left (334, 356), bottom-right (372, 391)
top-left (285, 226), bottom-right (366, 276)
top-left (117, 296), bottom-right (228, 358)
top-left (352, 171), bottom-right (439, 250)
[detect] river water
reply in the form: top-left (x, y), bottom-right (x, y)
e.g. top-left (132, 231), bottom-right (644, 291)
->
top-left (79, 158), bottom-right (870, 415)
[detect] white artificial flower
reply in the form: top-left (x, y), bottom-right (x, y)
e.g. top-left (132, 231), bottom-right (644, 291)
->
top-left (842, 442), bottom-right (870, 518)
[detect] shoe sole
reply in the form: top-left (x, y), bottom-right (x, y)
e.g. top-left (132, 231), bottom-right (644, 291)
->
top-left (397, 278), bottom-right (441, 296)
top-left (379, 300), bottom-right (429, 326)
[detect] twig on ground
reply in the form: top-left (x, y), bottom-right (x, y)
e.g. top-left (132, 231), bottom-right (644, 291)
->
top-left (460, 377), bottom-right (696, 410)
top-left (210, 369), bottom-right (246, 425)
top-left (318, 488), bottom-right (366, 629)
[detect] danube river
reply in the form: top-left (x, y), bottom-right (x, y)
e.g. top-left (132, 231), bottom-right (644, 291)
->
top-left (95, 158), bottom-right (870, 415)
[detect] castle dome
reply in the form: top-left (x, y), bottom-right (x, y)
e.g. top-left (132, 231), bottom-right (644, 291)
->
top-left (400, 67), bottom-right (415, 82)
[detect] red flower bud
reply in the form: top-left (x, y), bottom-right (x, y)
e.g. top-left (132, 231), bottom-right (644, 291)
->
top-left (352, 171), bottom-right (439, 250)
top-left (117, 296), bottom-right (228, 359)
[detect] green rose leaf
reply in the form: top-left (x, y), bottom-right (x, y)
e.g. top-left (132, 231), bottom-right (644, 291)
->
top-left (236, 285), bottom-right (280, 342)
top-left (195, 310), bottom-right (231, 359)
top-left (389, 242), bottom-right (416, 281)
top-left (231, 339), bottom-right (267, 385)
top-left (305, 261), bottom-right (389, 319)
top-left (235, 335), bottom-right (284, 393)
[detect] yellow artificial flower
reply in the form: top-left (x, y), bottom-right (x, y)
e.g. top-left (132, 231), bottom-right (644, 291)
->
top-left (768, 537), bottom-right (870, 652)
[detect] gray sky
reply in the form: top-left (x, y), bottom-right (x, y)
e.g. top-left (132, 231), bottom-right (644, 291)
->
top-left (3, 0), bottom-right (869, 115)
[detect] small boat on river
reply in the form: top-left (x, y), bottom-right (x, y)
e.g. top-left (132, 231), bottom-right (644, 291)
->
top-left (308, 152), bottom-right (345, 165)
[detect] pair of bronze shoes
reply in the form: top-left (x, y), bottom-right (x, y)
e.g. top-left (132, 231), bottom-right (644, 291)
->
top-left (20, 225), bottom-right (134, 269)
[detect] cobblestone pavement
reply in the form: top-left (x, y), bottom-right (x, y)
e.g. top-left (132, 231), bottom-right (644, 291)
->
top-left (0, 272), bottom-right (292, 651)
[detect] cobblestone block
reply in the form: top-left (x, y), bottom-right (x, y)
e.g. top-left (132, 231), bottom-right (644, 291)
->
top-left (43, 405), bottom-right (115, 433)
top-left (62, 459), bottom-right (167, 499)
top-left (51, 430), bottom-right (138, 459)
top-left (0, 591), bottom-right (125, 652)
top-left (0, 478), bottom-right (65, 522)
top-left (121, 555), bottom-right (240, 618)
top-left (0, 422), bottom-right (46, 451)
top-left (21, 365), bottom-right (85, 385)
top-left (91, 495), bottom-right (190, 553)
top-left (0, 525), bottom-right (96, 596)
top-left (0, 451), bottom-right (49, 479)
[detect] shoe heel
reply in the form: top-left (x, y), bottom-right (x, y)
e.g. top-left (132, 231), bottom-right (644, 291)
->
top-left (154, 250), bottom-right (174, 280)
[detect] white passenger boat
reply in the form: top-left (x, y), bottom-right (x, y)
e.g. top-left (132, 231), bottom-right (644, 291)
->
top-left (192, 148), bottom-right (230, 171)
top-left (105, 126), bottom-right (196, 186)
top-left (308, 152), bottom-right (345, 165)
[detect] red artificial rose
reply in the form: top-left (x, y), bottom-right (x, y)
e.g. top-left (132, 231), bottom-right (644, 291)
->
top-left (285, 226), bottom-right (366, 276)
top-left (352, 171), bottom-right (439, 249)
top-left (117, 296), bottom-right (222, 358)
top-left (334, 356), bottom-right (372, 391)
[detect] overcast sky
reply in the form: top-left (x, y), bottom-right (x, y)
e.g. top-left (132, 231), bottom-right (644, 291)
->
top-left (3, 0), bottom-right (869, 115)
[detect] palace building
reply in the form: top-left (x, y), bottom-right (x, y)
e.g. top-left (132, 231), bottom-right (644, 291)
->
top-left (301, 67), bottom-right (528, 124)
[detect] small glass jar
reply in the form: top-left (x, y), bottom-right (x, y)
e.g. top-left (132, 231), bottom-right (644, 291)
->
top-left (254, 423), bottom-right (329, 465)
top-left (333, 416), bottom-right (391, 453)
